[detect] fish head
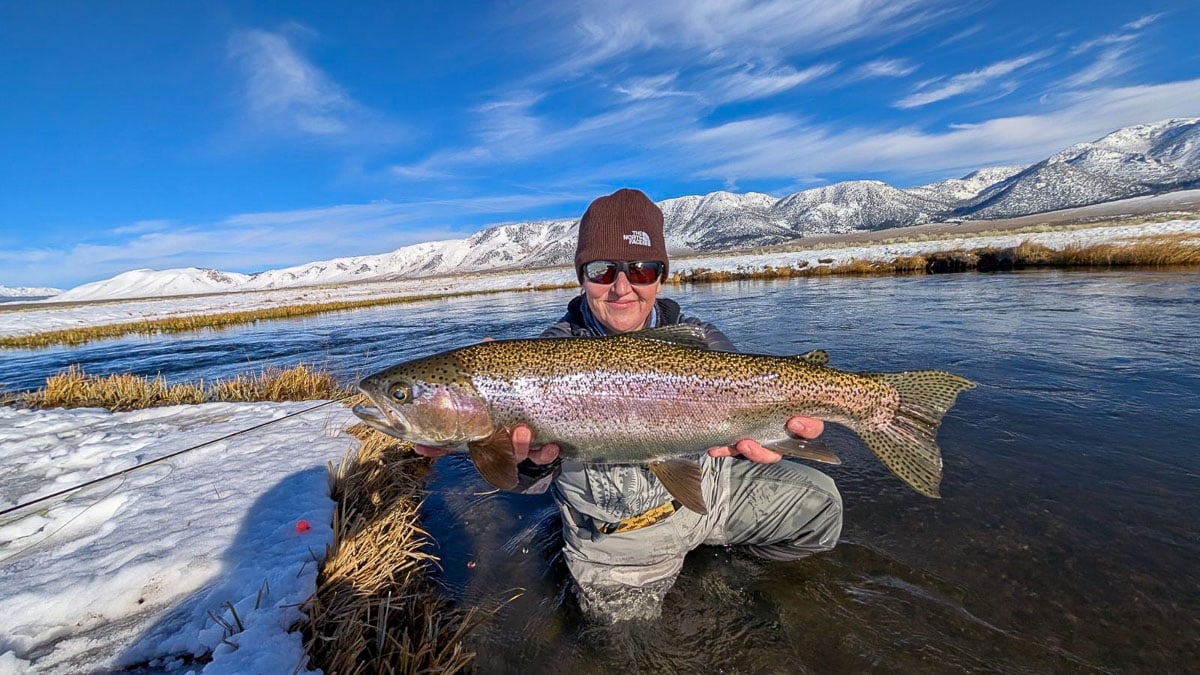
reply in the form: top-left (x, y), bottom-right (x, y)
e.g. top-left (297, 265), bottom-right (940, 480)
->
top-left (353, 352), bottom-right (493, 448)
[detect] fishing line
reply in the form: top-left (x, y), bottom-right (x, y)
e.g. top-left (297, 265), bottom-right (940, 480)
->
top-left (0, 395), bottom-right (354, 520)
top-left (0, 474), bottom-right (130, 564)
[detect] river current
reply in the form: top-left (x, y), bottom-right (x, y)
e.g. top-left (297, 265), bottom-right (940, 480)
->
top-left (3, 270), bottom-right (1197, 672)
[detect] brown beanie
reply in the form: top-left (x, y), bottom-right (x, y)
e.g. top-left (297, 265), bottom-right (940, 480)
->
top-left (574, 188), bottom-right (669, 282)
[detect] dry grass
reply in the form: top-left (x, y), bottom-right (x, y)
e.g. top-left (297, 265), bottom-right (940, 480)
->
top-left (20, 363), bottom-right (353, 411)
top-left (0, 287), bottom-right (520, 351)
top-left (1056, 233), bottom-right (1200, 266)
top-left (669, 233), bottom-right (1200, 284)
top-left (303, 424), bottom-right (479, 674)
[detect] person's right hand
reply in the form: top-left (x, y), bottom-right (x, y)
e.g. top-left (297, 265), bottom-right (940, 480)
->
top-left (412, 424), bottom-right (560, 464)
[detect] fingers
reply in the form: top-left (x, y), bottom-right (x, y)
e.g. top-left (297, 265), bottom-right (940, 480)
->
top-left (787, 416), bottom-right (824, 439)
top-left (528, 443), bottom-right (561, 465)
top-left (707, 440), bottom-right (782, 463)
top-left (511, 425), bottom-right (560, 465)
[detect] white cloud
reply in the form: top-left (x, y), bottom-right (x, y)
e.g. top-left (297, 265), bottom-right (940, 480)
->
top-left (389, 94), bottom-right (688, 178)
top-left (614, 74), bottom-right (693, 101)
top-left (894, 51), bottom-right (1050, 108)
top-left (1061, 45), bottom-right (1136, 89)
top-left (709, 63), bottom-right (837, 103)
top-left (937, 23), bottom-right (983, 47)
top-left (227, 26), bottom-right (404, 144)
top-left (544, 0), bottom-right (950, 75)
top-left (853, 59), bottom-right (918, 80)
top-left (1061, 15), bottom-right (1159, 90)
top-left (682, 78), bottom-right (1200, 181)
top-left (1124, 13), bottom-right (1162, 30)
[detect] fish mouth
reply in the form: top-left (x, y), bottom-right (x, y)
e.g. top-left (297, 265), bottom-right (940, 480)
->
top-left (351, 403), bottom-right (409, 440)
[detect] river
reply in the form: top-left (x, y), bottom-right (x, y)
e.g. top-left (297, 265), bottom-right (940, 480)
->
top-left (3, 270), bottom-right (1198, 672)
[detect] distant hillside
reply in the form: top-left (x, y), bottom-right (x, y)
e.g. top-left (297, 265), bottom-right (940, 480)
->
top-left (52, 117), bottom-right (1200, 302)
top-left (0, 285), bottom-right (63, 300)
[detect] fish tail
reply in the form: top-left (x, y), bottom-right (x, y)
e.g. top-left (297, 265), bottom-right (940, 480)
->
top-left (857, 371), bottom-right (976, 498)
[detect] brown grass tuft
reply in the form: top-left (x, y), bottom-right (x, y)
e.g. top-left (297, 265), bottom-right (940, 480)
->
top-left (1056, 233), bottom-right (1200, 267)
top-left (207, 364), bottom-right (351, 402)
top-left (303, 424), bottom-right (479, 674)
top-left (22, 363), bottom-right (354, 411)
top-left (0, 288), bottom-right (506, 350)
top-left (668, 233), bottom-right (1200, 284)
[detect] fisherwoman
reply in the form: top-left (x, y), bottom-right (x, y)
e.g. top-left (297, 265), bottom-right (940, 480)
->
top-left (415, 188), bottom-right (843, 624)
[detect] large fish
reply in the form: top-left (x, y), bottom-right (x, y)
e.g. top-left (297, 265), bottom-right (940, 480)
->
top-left (352, 325), bottom-right (975, 514)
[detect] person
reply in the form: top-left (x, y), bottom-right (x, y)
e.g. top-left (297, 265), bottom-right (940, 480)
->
top-left (416, 188), bottom-right (843, 623)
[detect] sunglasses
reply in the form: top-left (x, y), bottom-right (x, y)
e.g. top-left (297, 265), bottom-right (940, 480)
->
top-left (582, 260), bottom-right (665, 285)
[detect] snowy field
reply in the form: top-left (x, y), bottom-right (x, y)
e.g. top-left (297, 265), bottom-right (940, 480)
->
top-left (0, 402), bottom-right (359, 673)
top-left (1, 218), bottom-right (1197, 340)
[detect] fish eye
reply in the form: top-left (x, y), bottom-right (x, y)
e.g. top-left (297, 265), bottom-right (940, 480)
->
top-left (388, 383), bottom-right (409, 403)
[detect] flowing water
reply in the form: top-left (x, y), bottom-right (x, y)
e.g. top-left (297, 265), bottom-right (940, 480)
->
top-left (3, 271), bottom-right (1198, 673)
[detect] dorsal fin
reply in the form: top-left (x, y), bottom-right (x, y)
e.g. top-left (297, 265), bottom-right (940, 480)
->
top-left (467, 427), bottom-right (519, 490)
top-left (621, 325), bottom-right (711, 350)
top-left (648, 459), bottom-right (708, 514)
top-left (796, 349), bottom-right (829, 366)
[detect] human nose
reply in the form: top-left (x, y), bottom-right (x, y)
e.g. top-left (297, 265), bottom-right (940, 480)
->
top-left (611, 270), bottom-right (633, 295)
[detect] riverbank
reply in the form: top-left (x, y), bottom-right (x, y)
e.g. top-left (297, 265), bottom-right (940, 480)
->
top-left (2, 214), bottom-right (1198, 349)
top-left (0, 365), bottom-right (472, 673)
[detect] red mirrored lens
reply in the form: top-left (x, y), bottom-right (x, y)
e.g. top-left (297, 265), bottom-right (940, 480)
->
top-left (583, 260), bottom-right (663, 285)
top-left (626, 262), bottom-right (662, 284)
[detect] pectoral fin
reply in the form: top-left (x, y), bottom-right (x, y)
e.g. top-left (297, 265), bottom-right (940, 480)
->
top-left (762, 437), bottom-right (842, 465)
top-left (467, 427), bottom-right (520, 490)
top-left (649, 459), bottom-right (708, 515)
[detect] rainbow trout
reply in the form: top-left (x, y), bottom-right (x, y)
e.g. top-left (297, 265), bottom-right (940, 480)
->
top-left (352, 325), bottom-right (975, 513)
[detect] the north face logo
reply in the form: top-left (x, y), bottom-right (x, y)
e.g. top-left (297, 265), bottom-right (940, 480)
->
top-left (623, 230), bottom-right (652, 246)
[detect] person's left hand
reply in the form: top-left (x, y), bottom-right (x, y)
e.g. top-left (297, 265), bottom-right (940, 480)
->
top-left (707, 416), bottom-right (825, 463)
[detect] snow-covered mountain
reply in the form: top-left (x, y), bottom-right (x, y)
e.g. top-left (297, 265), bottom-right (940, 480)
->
top-left (47, 117), bottom-right (1200, 302)
top-left (658, 191), bottom-right (787, 251)
top-left (0, 285), bottom-right (62, 299)
top-left (776, 180), bottom-right (947, 234)
top-left (954, 118), bottom-right (1200, 219)
top-left (905, 166), bottom-right (1026, 203)
top-left (55, 269), bottom-right (250, 302)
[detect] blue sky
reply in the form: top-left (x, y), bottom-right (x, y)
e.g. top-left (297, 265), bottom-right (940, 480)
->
top-left (2, 0), bottom-right (1198, 289)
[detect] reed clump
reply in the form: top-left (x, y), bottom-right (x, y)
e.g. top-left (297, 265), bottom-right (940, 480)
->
top-left (303, 424), bottom-right (478, 674)
top-left (208, 364), bottom-right (351, 402)
top-left (22, 363), bottom-right (353, 411)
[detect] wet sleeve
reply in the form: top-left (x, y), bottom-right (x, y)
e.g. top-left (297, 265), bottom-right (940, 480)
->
top-left (511, 458), bottom-right (561, 494)
top-left (680, 316), bottom-right (736, 352)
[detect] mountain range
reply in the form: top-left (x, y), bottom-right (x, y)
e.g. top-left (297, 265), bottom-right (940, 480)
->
top-left (50, 117), bottom-right (1200, 302)
top-left (0, 285), bottom-right (62, 299)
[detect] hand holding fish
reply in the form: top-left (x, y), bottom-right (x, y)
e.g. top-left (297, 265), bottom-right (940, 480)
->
top-left (708, 416), bottom-right (825, 463)
top-left (413, 425), bottom-right (561, 465)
